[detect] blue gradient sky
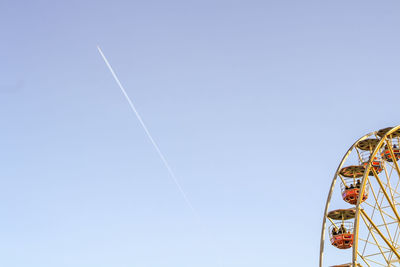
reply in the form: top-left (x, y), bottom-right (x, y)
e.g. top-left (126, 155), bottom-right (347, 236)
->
top-left (1, 1), bottom-right (400, 266)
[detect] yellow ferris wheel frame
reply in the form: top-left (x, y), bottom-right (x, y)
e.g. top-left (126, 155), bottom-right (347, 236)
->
top-left (320, 125), bottom-right (400, 267)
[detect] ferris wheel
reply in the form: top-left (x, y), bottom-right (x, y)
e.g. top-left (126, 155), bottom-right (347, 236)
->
top-left (320, 126), bottom-right (400, 267)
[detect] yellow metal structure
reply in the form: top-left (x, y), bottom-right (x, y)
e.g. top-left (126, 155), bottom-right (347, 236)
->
top-left (320, 126), bottom-right (400, 267)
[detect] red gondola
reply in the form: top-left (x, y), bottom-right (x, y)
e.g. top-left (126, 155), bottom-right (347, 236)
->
top-left (331, 232), bottom-right (354, 249)
top-left (381, 146), bottom-right (400, 162)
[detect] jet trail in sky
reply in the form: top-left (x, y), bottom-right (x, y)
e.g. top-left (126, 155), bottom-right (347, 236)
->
top-left (97, 46), bottom-right (197, 216)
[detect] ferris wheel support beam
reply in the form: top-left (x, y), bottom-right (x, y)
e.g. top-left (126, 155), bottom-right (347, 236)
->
top-left (360, 209), bottom-right (400, 260)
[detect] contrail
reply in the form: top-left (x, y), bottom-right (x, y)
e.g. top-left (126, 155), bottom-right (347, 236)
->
top-left (97, 46), bottom-right (198, 215)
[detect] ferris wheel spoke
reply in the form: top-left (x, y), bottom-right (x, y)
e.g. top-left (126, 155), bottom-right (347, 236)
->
top-left (362, 255), bottom-right (392, 267)
top-left (357, 251), bottom-right (373, 267)
top-left (381, 161), bottom-right (398, 203)
top-left (359, 212), bottom-right (391, 264)
top-left (364, 177), bottom-right (397, 222)
top-left (362, 183), bottom-right (396, 243)
top-left (371, 168), bottom-right (400, 223)
top-left (361, 251), bottom-right (393, 267)
top-left (377, 161), bottom-right (400, 256)
top-left (363, 249), bottom-right (396, 258)
top-left (376, 220), bottom-right (400, 227)
top-left (365, 177), bottom-right (398, 236)
top-left (362, 197), bottom-right (400, 251)
top-left (360, 209), bottom-right (400, 260)
top-left (377, 180), bottom-right (399, 207)
top-left (362, 201), bottom-right (396, 241)
top-left (378, 203), bottom-right (400, 209)
top-left (379, 180), bottom-right (400, 201)
top-left (388, 224), bottom-right (400, 262)
top-left (359, 236), bottom-right (390, 251)
top-left (360, 172), bottom-right (392, 255)
top-left (384, 162), bottom-right (395, 178)
top-left (392, 166), bottom-right (400, 194)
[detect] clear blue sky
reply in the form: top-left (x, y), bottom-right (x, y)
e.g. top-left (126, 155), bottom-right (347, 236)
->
top-left (1, 0), bottom-right (400, 266)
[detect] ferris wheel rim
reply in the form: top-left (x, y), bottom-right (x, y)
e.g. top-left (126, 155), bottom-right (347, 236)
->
top-left (320, 125), bottom-right (400, 267)
top-left (319, 131), bottom-right (374, 267)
